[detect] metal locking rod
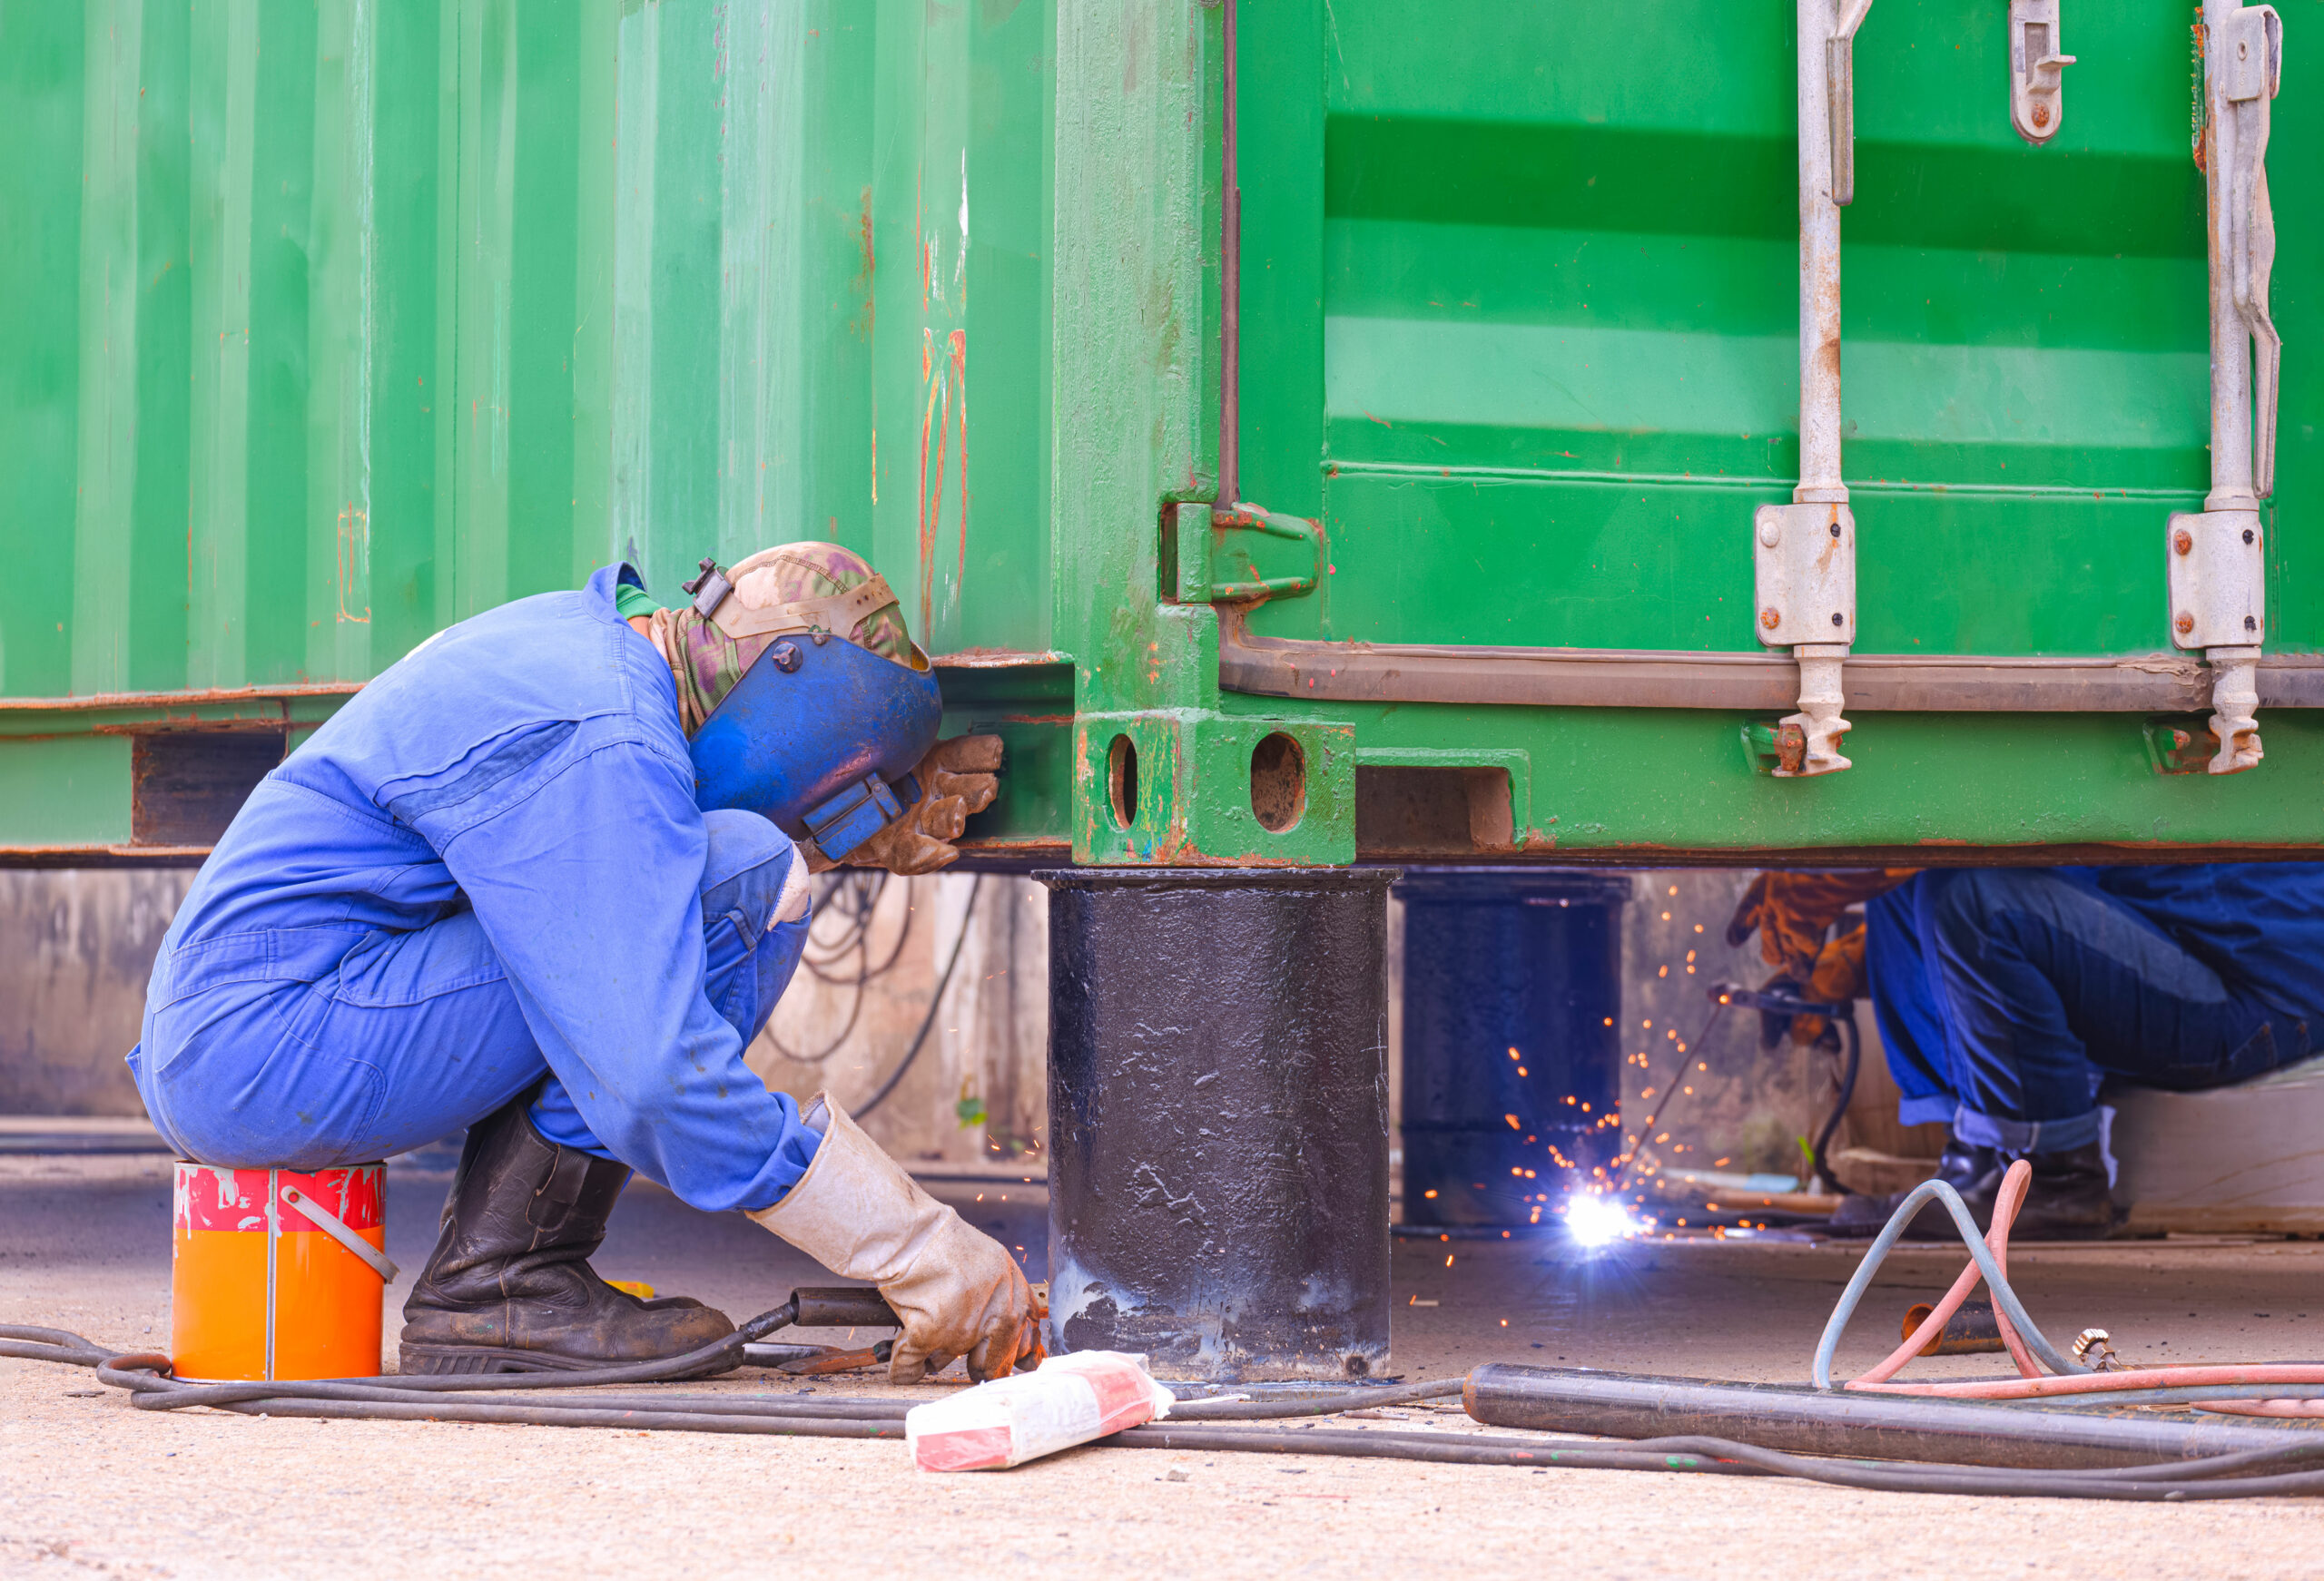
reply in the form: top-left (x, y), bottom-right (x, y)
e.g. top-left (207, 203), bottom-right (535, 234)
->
top-left (1782, 0), bottom-right (2086, 778)
top-left (1765, 0), bottom-right (1865, 778)
top-left (2177, 1), bottom-right (2282, 775)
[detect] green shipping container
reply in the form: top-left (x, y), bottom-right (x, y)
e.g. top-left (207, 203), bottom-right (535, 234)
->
top-left (3, 0), bottom-right (2319, 866)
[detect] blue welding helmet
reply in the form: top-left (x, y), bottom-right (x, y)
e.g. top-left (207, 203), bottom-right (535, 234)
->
top-left (690, 629), bottom-right (944, 860)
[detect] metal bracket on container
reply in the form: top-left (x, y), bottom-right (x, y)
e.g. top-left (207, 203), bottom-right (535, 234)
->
top-left (2007, 1), bottom-right (2075, 144)
top-left (2167, 511), bottom-right (2266, 652)
top-left (1754, 503), bottom-right (1856, 776)
top-left (2168, 510), bottom-right (2267, 773)
top-left (1169, 501), bottom-right (1321, 604)
top-left (2142, 720), bottom-right (2221, 777)
top-left (1755, 504), bottom-right (1857, 649)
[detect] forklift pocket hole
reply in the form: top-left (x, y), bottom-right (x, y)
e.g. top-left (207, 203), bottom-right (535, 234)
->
top-left (1108, 734), bottom-right (1138, 831)
top-left (1250, 732), bottom-right (1305, 833)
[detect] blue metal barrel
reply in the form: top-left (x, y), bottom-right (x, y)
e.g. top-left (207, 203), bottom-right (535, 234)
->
top-left (1397, 869), bottom-right (1630, 1230)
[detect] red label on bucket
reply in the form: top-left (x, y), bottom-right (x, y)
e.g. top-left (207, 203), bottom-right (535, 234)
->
top-left (172, 1164), bottom-right (384, 1234)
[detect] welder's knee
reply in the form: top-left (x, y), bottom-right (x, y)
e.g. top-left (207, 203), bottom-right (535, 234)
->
top-left (699, 809), bottom-right (799, 921)
top-left (1917, 867), bottom-right (2055, 940)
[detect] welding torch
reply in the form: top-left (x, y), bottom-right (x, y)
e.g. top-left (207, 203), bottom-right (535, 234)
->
top-left (741, 1284), bottom-right (1049, 1377)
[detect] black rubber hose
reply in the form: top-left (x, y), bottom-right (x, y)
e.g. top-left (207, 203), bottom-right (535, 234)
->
top-left (1808, 1012), bottom-right (1860, 1194)
top-left (1166, 1380), bottom-right (1464, 1420)
top-left (1463, 1362), bottom-right (2324, 1470)
top-left (854, 873), bottom-right (982, 1120)
top-left (20, 1326), bottom-right (2324, 1499)
top-left (1607, 1434), bottom-right (2324, 1502)
top-left (5, 1298), bottom-right (811, 1401)
top-left (0, 1326), bottom-right (120, 1367)
top-left (1113, 1425), bottom-right (2324, 1499)
top-left (93, 1361), bottom-right (913, 1421)
top-left (1109, 1424), bottom-right (1771, 1473)
top-left (128, 1391), bottom-right (906, 1439)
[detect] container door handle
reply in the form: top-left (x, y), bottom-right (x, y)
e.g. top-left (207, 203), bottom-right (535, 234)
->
top-left (2222, 5), bottom-right (2282, 499)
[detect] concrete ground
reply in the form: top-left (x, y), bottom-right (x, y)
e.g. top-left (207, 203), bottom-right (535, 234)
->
top-left (6, 1151), bottom-right (2324, 1579)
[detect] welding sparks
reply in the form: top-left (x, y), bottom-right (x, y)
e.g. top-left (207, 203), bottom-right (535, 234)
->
top-left (1561, 1191), bottom-right (1644, 1248)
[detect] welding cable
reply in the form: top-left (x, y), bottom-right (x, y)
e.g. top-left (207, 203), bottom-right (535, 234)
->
top-left (4, 1311), bottom-right (1456, 1429)
top-left (26, 1327), bottom-right (2324, 1498)
top-left (1, 1294), bottom-right (827, 1402)
top-left (1852, 1160), bottom-right (2043, 1388)
top-left (1104, 1426), bottom-right (2324, 1498)
top-left (1857, 1366), bottom-right (2324, 1405)
top-left (0, 1325), bottom-right (119, 1368)
top-left (1805, 1015), bottom-right (1860, 1195)
top-left (89, 1360), bottom-right (917, 1421)
top-left (1811, 1171), bottom-right (2088, 1390)
top-left (1111, 1425), bottom-right (1769, 1475)
top-left (1163, 1380), bottom-right (1465, 1420)
top-left (1523, 1433), bottom-right (2324, 1501)
top-left (853, 873), bottom-right (983, 1121)
top-left (1813, 1166), bottom-right (2324, 1408)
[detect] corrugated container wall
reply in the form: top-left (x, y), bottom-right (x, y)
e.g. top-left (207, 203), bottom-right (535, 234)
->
top-left (0, 0), bottom-right (1051, 703)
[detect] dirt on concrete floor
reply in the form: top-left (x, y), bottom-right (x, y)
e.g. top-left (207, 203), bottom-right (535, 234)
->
top-left (5, 1152), bottom-right (2324, 1580)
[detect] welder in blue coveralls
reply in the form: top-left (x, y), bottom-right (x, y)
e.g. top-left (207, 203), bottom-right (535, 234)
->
top-left (1728, 864), bottom-right (2324, 1238)
top-left (129, 543), bottom-right (1034, 1379)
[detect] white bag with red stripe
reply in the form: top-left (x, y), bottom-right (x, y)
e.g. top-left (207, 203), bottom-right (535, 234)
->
top-left (906, 1350), bottom-right (1175, 1471)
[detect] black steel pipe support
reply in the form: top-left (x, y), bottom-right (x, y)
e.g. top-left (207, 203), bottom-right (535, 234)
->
top-left (1463, 1364), bottom-right (2324, 1470)
top-left (1036, 867), bottom-right (1398, 1381)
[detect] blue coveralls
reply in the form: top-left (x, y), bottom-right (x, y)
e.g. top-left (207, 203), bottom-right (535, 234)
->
top-left (1865, 865), bottom-right (2324, 1154)
top-left (128, 565), bottom-right (824, 1213)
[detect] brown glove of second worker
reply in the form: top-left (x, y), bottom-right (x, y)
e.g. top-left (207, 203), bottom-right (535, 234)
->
top-left (1784, 924), bottom-right (1872, 1048)
top-left (842, 734), bottom-right (1004, 877)
top-left (1726, 869), bottom-right (1916, 982)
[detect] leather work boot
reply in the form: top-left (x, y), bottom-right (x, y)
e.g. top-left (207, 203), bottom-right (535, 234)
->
top-left (1827, 1137), bottom-right (2002, 1239)
top-left (1827, 1138), bottom-right (2119, 1242)
top-left (1955, 1142), bottom-right (2120, 1241)
top-left (399, 1097), bottom-right (738, 1375)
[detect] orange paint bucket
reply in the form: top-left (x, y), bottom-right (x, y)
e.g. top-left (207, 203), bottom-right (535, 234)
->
top-left (171, 1162), bottom-right (396, 1381)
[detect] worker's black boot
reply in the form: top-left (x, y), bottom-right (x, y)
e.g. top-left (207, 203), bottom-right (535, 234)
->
top-left (1827, 1137), bottom-right (2001, 1238)
top-left (1828, 1137), bottom-right (2118, 1241)
top-left (1957, 1142), bottom-right (2119, 1241)
top-left (399, 1097), bottom-right (738, 1376)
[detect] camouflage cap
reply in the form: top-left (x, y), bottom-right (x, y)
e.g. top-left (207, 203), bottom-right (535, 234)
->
top-left (656, 542), bottom-right (923, 734)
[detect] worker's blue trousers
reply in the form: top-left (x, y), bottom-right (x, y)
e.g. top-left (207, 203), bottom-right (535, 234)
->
top-left (1865, 869), bottom-right (2307, 1154)
top-left (130, 810), bottom-right (811, 1172)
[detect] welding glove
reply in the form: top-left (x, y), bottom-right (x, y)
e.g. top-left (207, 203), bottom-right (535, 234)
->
top-left (747, 1094), bottom-right (1034, 1383)
top-left (841, 734), bottom-right (1005, 877)
top-left (1787, 924), bottom-right (1869, 1048)
top-left (1725, 869), bottom-right (1916, 981)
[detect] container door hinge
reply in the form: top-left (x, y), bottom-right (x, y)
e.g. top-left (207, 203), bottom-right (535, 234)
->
top-left (1167, 501), bottom-right (1321, 604)
top-left (2007, 1), bottom-right (2076, 144)
top-left (1754, 503), bottom-right (1856, 777)
top-left (2167, 510), bottom-right (2266, 773)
